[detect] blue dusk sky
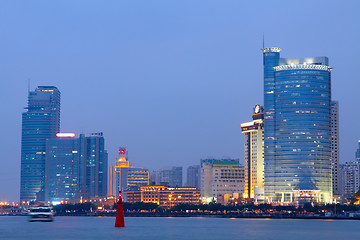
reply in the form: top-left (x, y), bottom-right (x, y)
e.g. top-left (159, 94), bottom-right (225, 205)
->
top-left (1, 0), bottom-right (360, 202)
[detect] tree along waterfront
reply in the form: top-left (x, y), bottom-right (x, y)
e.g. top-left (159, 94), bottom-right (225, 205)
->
top-left (52, 202), bottom-right (360, 218)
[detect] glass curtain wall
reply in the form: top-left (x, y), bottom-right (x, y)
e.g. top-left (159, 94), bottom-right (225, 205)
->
top-left (262, 48), bottom-right (332, 203)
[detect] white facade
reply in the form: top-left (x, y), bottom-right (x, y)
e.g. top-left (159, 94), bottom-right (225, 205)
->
top-left (343, 160), bottom-right (360, 199)
top-left (200, 159), bottom-right (244, 204)
top-left (241, 117), bottom-right (264, 199)
top-left (342, 141), bottom-right (360, 199)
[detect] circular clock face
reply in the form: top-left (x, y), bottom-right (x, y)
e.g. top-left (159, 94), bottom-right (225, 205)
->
top-left (119, 148), bottom-right (126, 154)
top-left (255, 105), bottom-right (261, 113)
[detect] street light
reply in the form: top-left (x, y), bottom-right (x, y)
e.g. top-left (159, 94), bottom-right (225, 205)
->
top-left (169, 194), bottom-right (173, 209)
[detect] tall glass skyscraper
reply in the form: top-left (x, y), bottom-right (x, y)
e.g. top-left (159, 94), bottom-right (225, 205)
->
top-left (262, 48), bottom-right (332, 203)
top-left (80, 133), bottom-right (108, 199)
top-left (45, 132), bottom-right (108, 202)
top-left (20, 86), bottom-right (61, 202)
top-left (46, 133), bottom-right (80, 203)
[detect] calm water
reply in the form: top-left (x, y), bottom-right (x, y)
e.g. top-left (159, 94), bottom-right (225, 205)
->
top-left (0, 216), bottom-right (359, 240)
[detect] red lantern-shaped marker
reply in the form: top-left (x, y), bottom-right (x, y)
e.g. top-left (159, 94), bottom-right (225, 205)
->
top-left (115, 191), bottom-right (125, 227)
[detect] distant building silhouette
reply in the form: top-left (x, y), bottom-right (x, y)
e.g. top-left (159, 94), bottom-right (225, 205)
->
top-left (149, 170), bottom-right (157, 185)
top-left (20, 86), bottom-right (60, 202)
top-left (155, 167), bottom-right (183, 187)
top-left (186, 165), bottom-right (200, 189)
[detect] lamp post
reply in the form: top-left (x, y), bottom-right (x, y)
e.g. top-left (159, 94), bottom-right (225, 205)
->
top-left (169, 194), bottom-right (172, 209)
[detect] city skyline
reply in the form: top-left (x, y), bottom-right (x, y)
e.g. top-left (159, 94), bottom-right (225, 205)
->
top-left (2, 1), bottom-right (360, 202)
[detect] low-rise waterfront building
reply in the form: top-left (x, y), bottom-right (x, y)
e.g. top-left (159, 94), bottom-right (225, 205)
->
top-left (200, 159), bottom-right (244, 204)
top-left (80, 195), bottom-right (116, 208)
top-left (126, 185), bottom-right (201, 207)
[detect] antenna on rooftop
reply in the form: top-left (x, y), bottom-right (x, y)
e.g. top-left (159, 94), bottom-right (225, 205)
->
top-left (262, 33), bottom-right (265, 48)
top-left (28, 78), bottom-right (31, 93)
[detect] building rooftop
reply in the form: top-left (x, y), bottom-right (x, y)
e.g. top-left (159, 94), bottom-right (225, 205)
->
top-left (261, 47), bottom-right (282, 53)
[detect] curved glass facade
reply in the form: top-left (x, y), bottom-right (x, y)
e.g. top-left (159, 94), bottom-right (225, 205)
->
top-left (262, 48), bottom-right (332, 203)
top-left (262, 48), bottom-right (281, 199)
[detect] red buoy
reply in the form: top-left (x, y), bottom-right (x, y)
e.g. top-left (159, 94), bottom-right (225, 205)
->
top-left (115, 191), bottom-right (125, 227)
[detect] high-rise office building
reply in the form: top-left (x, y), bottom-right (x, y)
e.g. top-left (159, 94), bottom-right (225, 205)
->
top-left (155, 167), bottom-right (183, 187)
top-left (241, 105), bottom-right (264, 201)
top-left (109, 147), bottom-right (149, 198)
top-left (45, 133), bottom-right (79, 203)
top-left (80, 133), bottom-right (108, 199)
top-left (338, 163), bottom-right (345, 197)
top-left (331, 101), bottom-right (340, 196)
top-left (21, 86), bottom-right (60, 202)
top-left (342, 161), bottom-right (360, 199)
top-left (110, 147), bottom-right (129, 196)
top-left (45, 132), bottom-right (108, 202)
top-left (200, 159), bottom-right (244, 204)
top-left (262, 48), bottom-right (332, 203)
top-left (186, 165), bottom-right (200, 189)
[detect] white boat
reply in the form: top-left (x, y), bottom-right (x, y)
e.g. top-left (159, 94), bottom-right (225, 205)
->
top-left (29, 206), bottom-right (54, 222)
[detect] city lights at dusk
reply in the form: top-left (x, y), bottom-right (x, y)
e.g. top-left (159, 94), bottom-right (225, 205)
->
top-left (1, 1), bottom-right (360, 239)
